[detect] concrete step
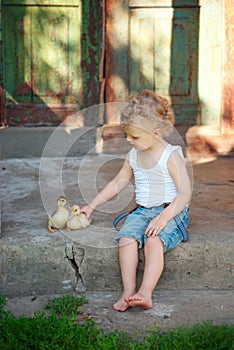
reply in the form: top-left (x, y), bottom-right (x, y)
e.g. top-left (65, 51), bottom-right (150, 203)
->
top-left (0, 126), bottom-right (98, 159)
top-left (0, 156), bottom-right (233, 298)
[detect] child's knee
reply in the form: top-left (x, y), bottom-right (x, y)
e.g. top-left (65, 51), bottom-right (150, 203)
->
top-left (145, 236), bottom-right (164, 250)
top-left (118, 237), bottom-right (138, 248)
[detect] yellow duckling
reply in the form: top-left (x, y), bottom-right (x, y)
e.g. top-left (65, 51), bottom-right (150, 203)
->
top-left (48, 196), bottom-right (70, 233)
top-left (66, 205), bottom-right (91, 231)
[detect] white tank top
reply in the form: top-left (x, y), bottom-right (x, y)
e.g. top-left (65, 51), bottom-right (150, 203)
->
top-left (129, 144), bottom-right (183, 207)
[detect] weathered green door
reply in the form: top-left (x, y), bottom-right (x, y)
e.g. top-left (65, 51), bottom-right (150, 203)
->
top-left (2, 0), bottom-right (81, 125)
top-left (106, 0), bottom-right (200, 125)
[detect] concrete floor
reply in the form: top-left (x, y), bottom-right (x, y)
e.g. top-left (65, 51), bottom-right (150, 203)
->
top-left (1, 154), bottom-right (234, 332)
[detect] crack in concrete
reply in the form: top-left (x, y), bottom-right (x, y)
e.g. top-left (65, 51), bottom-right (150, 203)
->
top-left (65, 243), bottom-right (86, 292)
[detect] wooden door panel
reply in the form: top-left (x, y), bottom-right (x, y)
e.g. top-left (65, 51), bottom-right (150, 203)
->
top-left (129, 0), bottom-right (199, 5)
top-left (129, 14), bottom-right (155, 92)
top-left (32, 9), bottom-right (70, 99)
top-left (4, 6), bottom-right (32, 103)
top-left (31, 6), bottom-right (80, 103)
top-left (129, 7), bottom-right (199, 106)
top-left (170, 8), bottom-right (199, 102)
top-left (5, 6), bottom-right (80, 104)
top-left (106, 0), bottom-right (200, 124)
top-left (3, 0), bottom-right (78, 5)
top-left (170, 14), bottom-right (191, 97)
top-left (3, 1), bottom-right (81, 125)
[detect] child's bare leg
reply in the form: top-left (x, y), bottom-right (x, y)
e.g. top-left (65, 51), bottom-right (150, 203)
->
top-left (126, 237), bottom-right (164, 309)
top-left (113, 237), bottom-right (138, 312)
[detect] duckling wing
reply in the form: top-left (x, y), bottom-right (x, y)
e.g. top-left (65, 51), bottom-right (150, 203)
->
top-left (79, 214), bottom-right (91, 227)
top-left (66, 216), bottom-right (82, 230)
top-left (49, 208), bottom-right (69, 228)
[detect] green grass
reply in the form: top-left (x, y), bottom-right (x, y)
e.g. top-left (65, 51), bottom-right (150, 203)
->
top-left (0, 295), bottom-right (233, 350)
top-left (44, 294), bottom-right (87, 317)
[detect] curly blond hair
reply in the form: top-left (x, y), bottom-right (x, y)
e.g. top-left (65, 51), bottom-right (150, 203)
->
top-left (121, 90), bottom-right (175, 136)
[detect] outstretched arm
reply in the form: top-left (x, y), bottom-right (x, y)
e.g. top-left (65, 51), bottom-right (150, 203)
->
top-left (146, 151), bottom-right (192, 236)
top-left (81, 156), bottom-right (133, 219)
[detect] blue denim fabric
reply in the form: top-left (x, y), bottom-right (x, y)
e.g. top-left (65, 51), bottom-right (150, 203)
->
top-left (114, 205), bottom-right (189, 253)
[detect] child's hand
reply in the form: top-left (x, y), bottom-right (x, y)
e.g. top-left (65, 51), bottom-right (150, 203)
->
top-left (145, 214), bottom-right (168, 237)
top-left (80, 205), bottom-right (94, 220)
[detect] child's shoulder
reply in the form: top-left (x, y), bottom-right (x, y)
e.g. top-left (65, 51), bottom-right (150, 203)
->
top-left (127, 148), bottom-right (137, 160)
top-left (166, 143), bottom-right (183, 157)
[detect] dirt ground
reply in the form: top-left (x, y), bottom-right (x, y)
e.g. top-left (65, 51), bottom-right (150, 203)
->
top-left (5, 289), bottom-right (234, 335)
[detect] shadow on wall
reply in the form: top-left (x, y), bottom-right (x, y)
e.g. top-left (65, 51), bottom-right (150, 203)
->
top-left (105, 1), bottom-right (200, 126)
top-left (2, 1), bottom-right (101, 127)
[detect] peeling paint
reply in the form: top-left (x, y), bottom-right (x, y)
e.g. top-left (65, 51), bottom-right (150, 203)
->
top-left (81, 0), bottom-right (102, 109)
top-left (2, 2), bottom-right (82, 125)
top-left (222, 0), bottom-right (234, 133)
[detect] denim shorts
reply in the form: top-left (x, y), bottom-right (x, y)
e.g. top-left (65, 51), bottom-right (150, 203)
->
top-left (114, 205), bottom-right (189, 253)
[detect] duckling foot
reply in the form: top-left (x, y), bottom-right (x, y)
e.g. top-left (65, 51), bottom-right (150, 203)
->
top-left (48, 227), bottom-right (57, 233)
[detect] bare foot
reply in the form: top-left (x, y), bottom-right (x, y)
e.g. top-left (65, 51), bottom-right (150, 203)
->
top-left (113, 296), bottom-right (130, 312)
top-left (125, 293), bottom-right (153, 310)
top-left (48, 227), bottom-right (56, 233)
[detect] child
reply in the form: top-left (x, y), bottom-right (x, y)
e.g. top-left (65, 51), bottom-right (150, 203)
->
top-left (81, 90), bottom-right (192, 312)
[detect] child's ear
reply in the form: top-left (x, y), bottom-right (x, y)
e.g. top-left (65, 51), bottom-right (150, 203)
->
top-left (153, 127), bottom-right (162, 137)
